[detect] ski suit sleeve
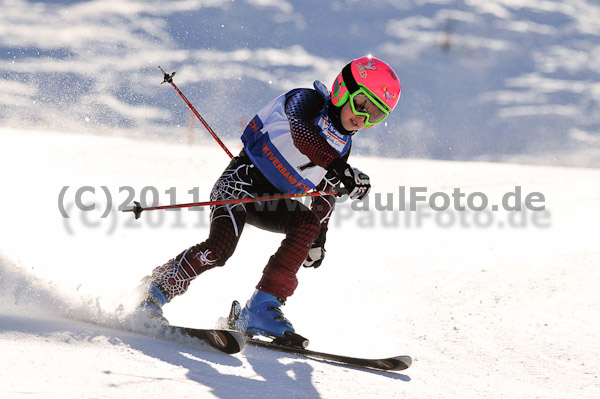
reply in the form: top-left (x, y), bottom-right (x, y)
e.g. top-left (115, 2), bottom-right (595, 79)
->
top-left (284, 89), bottom-right (343, 168)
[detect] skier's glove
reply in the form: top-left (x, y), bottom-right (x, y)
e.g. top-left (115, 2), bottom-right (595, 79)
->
top-left (328, 158), bottom-right (371, 200)
top-left (303, 228), bottom-right (327, 268)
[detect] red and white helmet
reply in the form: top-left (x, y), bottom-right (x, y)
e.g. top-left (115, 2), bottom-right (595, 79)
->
top-left (331, 56), bottom-right (401, 127)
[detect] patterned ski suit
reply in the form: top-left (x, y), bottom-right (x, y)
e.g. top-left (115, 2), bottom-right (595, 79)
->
top-left (149, 81), bottom-right (352, 302)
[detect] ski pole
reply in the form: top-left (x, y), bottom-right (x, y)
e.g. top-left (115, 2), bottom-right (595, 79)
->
top-left (158, 66), bottom-right (234, 159)
top-left (123, 190), bottom-right (339, 219)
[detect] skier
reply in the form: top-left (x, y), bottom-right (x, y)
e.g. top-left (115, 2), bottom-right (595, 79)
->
top-left (138, 55), bottom-right (402, 339)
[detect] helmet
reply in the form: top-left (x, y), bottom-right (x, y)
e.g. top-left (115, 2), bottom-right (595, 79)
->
top-left (331, 56), bottom-right (401, 127)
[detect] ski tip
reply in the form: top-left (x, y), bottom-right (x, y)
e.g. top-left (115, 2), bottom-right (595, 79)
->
top-left (229, 330), bottom-right (247, 353)
top-left (205, 329), bottom-right (246, 354)
top-left (366, 356), bottom-right (412, 372)
top-left (389, 355), bottom-right (412, 371)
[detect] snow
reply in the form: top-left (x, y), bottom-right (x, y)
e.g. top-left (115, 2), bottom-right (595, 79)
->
top-left (2, 0), bottom-right (600, 396)
top-left (1, 128), bottom-right (599, 398)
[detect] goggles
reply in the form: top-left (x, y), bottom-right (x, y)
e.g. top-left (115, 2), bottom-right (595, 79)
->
top-left (349, 89), bottom-right (389, 127)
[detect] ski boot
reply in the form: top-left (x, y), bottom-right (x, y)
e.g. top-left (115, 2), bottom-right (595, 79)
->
top-left (228, 289), bottom-right (309, 348)
top-left (135, 280), bottom-right (169, 326)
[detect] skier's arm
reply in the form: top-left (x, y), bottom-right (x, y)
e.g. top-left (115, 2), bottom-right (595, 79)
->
top-left (285, 90), bottom-right (343, 168)
top-left (302, 172), bottom-right (339, 269)
top-left (303, 150), bottom-right (350, 269)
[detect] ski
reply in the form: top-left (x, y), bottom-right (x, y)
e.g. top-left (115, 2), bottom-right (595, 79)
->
top-left (245, 335), bottom-right (411, 372)
top-left (121, 317), bottom-right (246, 355)
top-left (76, 314), bottom-right (247, 355)
top-left (225, 300), bottom-right (411, 371)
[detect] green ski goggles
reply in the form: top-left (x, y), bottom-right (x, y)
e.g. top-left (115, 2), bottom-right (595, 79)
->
top-left (348, 88), bottom-right (390, 128)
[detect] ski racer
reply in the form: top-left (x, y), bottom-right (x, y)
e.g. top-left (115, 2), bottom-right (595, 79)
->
top-left (138, 55), bottom-right (402, 339)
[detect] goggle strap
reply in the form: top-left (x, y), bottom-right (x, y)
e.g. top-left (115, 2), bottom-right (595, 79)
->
top-left (342, 62), bottom-right (359, 94)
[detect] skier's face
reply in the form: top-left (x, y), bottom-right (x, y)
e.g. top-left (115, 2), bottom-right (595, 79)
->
top-left (340, 101), bottom-right (367, 131)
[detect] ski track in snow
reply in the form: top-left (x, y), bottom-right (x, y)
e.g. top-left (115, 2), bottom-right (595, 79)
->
top-left (1, 128), bottom-right (599, 398)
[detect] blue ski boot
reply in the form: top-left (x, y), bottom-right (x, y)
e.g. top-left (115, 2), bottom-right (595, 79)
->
top-left (236, 289), bottom-right (295, 338)
top-left (136, 281), bottom-right (169, 325)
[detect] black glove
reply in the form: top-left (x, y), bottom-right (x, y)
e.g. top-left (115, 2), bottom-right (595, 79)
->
top-left (328, 158), bottom-right (371, 200)
top-left (303, 228), bottom-right (327, 268)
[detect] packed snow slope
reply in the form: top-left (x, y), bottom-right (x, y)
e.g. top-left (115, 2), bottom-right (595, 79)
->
top-left (1, 0), bottom-right (600, 166)
top-left (1, 128), bottom-right (598, 398)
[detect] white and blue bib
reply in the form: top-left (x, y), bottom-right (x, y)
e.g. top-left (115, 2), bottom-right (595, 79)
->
top-left (241, 81), bottom-right (352, 194)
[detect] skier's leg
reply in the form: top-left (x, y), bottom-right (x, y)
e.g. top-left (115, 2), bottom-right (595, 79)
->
top-left (139, 156), bottom-right (257, 314)
top-left (236, 199), bottom-right (321, 337)
top-left (250, 198), bottom-right (321, 301)
top-left (145, 206), bottom-right (246, 303)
